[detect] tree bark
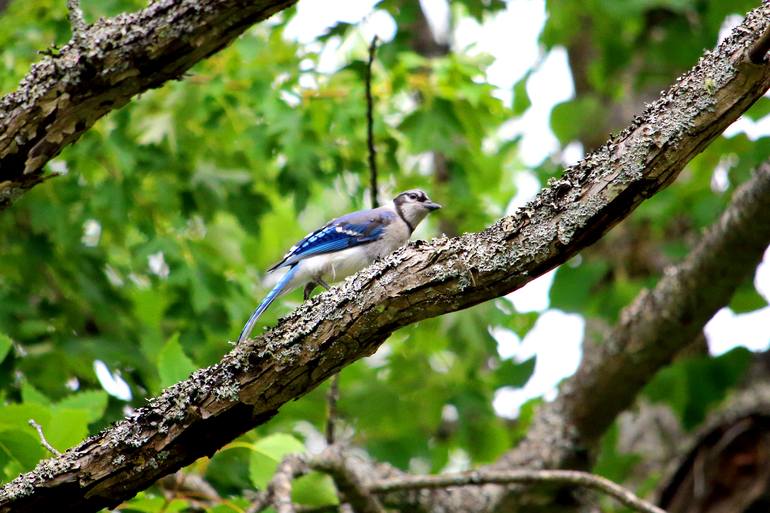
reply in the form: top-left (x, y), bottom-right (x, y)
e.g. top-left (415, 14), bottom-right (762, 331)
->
top-left (2, 4), bottom-right (770, 513)
top-left (0, 0), bottom-right (296, 211)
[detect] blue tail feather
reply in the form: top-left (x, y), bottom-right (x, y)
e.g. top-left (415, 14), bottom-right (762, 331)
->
top-left (237, 264), bottom-right (300, 344)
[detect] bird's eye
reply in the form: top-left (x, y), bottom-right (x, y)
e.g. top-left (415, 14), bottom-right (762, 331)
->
top-left (408, 193), bottom-right (417, 200)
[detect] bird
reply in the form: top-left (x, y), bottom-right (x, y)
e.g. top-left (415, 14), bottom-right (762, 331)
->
top-left (237, 189), bottom-right (441, 344)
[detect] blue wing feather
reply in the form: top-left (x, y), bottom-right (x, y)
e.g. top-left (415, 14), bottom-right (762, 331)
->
top-left (268, 208), bottom-right (395, 271)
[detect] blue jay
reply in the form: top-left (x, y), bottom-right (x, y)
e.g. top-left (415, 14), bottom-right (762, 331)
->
top-left (237, 189), bottom-right (441, 344)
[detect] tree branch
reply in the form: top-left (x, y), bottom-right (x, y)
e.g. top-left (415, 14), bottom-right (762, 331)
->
top-left (558, 165), bottom-right (770, 443)
top-left (325, 374), bottom-right (340, 445)
top-left (271, 455), bottom-right (308, 513)
top-left (370, 469), bottom-right (665, 513)
top-left (2, 5), bottom-right (770, 513)
top-left (248, 447), bottom-right (386, 513)
top-left (308, 447), bottom-right (386, 513)
top-left (0, 0), bottom-right (297, 211)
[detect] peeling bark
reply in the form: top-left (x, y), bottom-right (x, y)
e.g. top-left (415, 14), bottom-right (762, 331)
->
top-left (2, 4), bottom-right (770, 513)
top-left (0, 0), bottom-right (296, 210)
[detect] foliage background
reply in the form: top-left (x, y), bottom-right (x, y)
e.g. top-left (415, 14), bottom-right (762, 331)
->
top-left (0, 0), bottom-right (767, 511)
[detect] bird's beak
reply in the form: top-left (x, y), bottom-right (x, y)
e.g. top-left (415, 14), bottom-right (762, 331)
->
top-left (425, 201), bottom-right (442, 211)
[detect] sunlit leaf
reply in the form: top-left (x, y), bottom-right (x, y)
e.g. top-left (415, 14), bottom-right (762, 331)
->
top-left (292, 472), bottom-right (339, 506)
top-left (248, 433), bottom-right (305, 489)
top-left (0, 334), bottom-right (12, 363)
top-left (157, 333), bottom-right (197, 389)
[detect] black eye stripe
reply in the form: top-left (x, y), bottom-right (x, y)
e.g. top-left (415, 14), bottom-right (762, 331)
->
top-left (396, 190), bottom-right (430, 203)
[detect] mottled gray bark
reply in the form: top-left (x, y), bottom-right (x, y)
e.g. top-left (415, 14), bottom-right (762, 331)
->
top-left (0, 0), bottom-right (296, 210)
top-left (2, 4), bottom-right (770, 513)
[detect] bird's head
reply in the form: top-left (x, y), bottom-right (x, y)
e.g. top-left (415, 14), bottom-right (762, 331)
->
top-left (393, 189), bottom-right (441, 229)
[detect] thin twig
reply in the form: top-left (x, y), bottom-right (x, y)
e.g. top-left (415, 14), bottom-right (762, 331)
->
top-left (270, 455), bottom-right (308, 513)
top-left (27, 419), bottom-right (61, 457)
top-left (244, 491), bottom-right (270, 513)
top-left (158, 471), bottom-right (221, 504)
top-left (325, 374), bottom-right (340, 445)
top-left (308, 447), bottom-right (385, 513)
top-left (66, 0), bottom-right (87, 43)
top-left (368, 469), bottom-right (665, 513)
top-left (749, 25), bottom-right (770, 63)
top-left (365, 35), bottom-right (379, 209)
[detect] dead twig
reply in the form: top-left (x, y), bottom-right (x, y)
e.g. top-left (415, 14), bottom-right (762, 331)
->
top-left (247, 455), bottom-right (308, 513)
top-left (308, 447), bottom-right (385, 513)
top-left (325, 374), bottom-right (340, 445)
top-left (365, 35), bottom-right (379, 208)
top-left (27, 419), bottom-right (61, 457)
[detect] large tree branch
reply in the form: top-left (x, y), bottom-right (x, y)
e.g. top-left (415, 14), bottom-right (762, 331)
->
top-left (0, 0), bottom-right (297, 210)
top-left (2, 5), bottom-right (770, 513)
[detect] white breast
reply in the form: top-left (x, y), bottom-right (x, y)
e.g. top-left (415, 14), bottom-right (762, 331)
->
top-left (287, 246), bottom-right (370, 285)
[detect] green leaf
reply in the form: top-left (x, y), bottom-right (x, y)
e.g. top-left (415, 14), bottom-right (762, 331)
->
top-left (729, 281), bottom-right (768, 313)
top-left (135, 112), bottom-right (174, 146)
top-left (45, 407), bottom-right (89, 452)
top-left (744, 96), bottom-right (770, 121)
top-left (119, 494), bottom-right (166, 513)
top-left (512, 72), bottom-right (532, 116)
top-left (504, 311), bottom-right (539, 338)
top-left (0, 429), bottom-right (45, 470)
top-left (56, 390), bottom-right (109, 424)
top-left (550, 259), bottom-right (608, 313)
top-left (593, 423), bottom-right (642, 483)
top-left (493, 357), bottom-right (536, 388)
top-left (292, 472), bottom-right (339, 507)
top-left (21, 383), bottom-right (51, 406)
top-left (550, 96), bottom-right (604, 145)
top-left (0, 333), bottom-right (11, 363)
top-left (157, 333), bottom-right (197, 389)
top-left (206, 503), bottom-right (256, 513)
top-left (0, 404), bottom-right (50, 431)
top-left (644, 349), bottom-right (751, 429)
top-left (399, 99), bottom-right (464, 155)
top-left (248, 433), bottom-right (305, 489)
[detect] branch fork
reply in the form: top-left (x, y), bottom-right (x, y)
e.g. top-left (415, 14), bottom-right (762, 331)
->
top-left (249, 445), bottom-right (664, 513)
